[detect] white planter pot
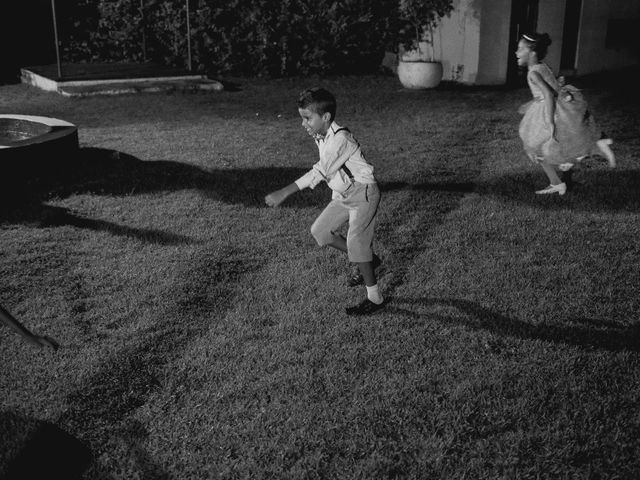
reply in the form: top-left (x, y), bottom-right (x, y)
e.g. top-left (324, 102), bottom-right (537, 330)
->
top-left (397, 60), bottom-right (443, 89)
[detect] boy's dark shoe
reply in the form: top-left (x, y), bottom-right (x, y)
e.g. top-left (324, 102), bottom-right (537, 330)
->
top-left (346, 254), bottom-right (382, 287)
top-left (345, 299), bottom-right (385, 316)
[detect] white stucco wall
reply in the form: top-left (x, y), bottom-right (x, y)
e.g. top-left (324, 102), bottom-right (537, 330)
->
top-left (432, 0), bottom-right (513, 85)
top-left (399, 0), bottom-right (639, 86)
top-left (575, 0), bottom-right (640, 74)
top-left (433, 0), bottom-right (482, 84)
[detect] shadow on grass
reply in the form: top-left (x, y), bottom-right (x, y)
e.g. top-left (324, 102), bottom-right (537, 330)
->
top-left (55, 244), bottom-right (265, 478)
top-left (388, 297), bottom-right (640, 352)
top-left (477, 167), bottom-right (640, 212)
top-left (380, 180), bottom-right (476, 194)
top-left (374, 173), bottom-right (480, 296)
top-left (54, 148), bottom-right (323, 208)
top-left (380, 167), bottom-right (640, 213)
top-left (2, 202), bottom-right (194, 246)
top-left (0, 147), bottom-right (325, 243)
top-left (0, 411), bottom-right (96, 480)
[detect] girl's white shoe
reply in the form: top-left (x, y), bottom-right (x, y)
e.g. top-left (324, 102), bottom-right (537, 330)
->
top-left (535, 183), bottom-right (567, 195)
top-left (596, 138), bottom-right (616, 168)
top-left (558, 162), bottom-right (574, 171)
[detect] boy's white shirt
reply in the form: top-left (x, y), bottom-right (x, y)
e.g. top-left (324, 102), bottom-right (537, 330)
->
top-left (294, 121), bottom-right (375, 199)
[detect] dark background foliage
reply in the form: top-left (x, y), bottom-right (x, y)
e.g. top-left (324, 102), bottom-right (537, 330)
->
top-left (3, 0), bottom-right (400, 79)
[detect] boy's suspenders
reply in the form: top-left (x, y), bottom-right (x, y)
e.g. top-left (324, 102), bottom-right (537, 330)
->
top-left (334, 127), bottom-right (355, 181)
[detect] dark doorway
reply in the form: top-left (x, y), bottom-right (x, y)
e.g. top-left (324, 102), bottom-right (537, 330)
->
top-left (506, 0), bottom-right (540, 86)
top-left (560, 0), bottom-right (582, 76)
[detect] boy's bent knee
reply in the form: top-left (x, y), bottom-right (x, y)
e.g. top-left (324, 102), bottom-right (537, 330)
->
top-left (310, 224), bottom-right (333, 246)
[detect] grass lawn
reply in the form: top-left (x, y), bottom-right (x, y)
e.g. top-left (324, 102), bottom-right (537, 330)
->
top-left (1, 72), bottom-right (639, 479)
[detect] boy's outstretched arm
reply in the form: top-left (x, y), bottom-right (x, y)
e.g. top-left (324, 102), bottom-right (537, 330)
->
top-left (0, 304), bottom-right (59, 350)
top-left (265, 183), bottom-right (300, 207)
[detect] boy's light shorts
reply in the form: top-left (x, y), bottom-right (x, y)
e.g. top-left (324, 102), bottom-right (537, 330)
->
top-left (310, 182), bottom-right (380, 263)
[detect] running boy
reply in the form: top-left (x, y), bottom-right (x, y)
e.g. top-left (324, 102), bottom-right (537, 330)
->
top-left (265, 87), bottom-right (384, 315)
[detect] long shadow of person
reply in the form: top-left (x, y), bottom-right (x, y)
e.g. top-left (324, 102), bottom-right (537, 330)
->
top-left (387, 297), bottom-right (640, 352)
top-left (380, 167), bottom-right (640, 214)
top-left (0, 147), bottom-right (324, 244)
top-left (379, 179), bottom-right (476, 195)
top-left (0, 411), bottom-right (95, 480)
top-left (479, 167), bottom-right (640, 213)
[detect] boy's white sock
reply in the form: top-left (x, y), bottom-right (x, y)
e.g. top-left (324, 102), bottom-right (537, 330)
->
top-left (366, 285), bottom-right (384, 305)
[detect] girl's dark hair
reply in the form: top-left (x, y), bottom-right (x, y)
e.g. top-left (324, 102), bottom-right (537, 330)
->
top-left (297, 87), bottom-right (336, 121)
top-left (521, 32), bottom-right (552, 60)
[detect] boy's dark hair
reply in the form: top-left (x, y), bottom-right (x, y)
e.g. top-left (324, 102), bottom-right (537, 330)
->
top-left (297, 87), bottom-right (336, 121)
top-left (521, 32), bottom-right (552, 60)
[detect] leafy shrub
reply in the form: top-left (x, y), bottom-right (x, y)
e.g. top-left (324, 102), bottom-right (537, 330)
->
top-left (57, 0), bottom-right (400, 77)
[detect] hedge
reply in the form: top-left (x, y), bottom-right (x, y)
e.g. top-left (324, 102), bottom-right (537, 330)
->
top-left (56, 0), bottom-right (400, 76)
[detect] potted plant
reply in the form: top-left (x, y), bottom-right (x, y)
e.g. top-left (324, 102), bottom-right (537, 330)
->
top-left (396, 0), bottom-right (454, 89)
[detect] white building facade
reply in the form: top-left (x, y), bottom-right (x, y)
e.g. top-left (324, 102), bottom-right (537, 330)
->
top-left (432, 0), bottom-right (640, 85)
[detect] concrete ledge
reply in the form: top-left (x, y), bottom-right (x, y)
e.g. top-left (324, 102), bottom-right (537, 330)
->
top-left (20, 65), bottom-right (224, 96)
top-left (56, 78), bottom-right (224, 97)
top-left (21, 69), bottom-right (61, 92)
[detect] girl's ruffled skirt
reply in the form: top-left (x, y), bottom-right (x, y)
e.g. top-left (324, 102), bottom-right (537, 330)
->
top-left (519, 85), bottom-right (600, 165)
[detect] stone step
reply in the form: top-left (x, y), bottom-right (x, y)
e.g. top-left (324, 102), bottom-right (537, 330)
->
top-left (56, 78), bottom-right (224, 97)
top-left (21, 65), bottom-right (224, 96)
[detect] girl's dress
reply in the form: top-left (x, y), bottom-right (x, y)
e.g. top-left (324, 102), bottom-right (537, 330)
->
top-left (519, 63), bottom-right (600, 165)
